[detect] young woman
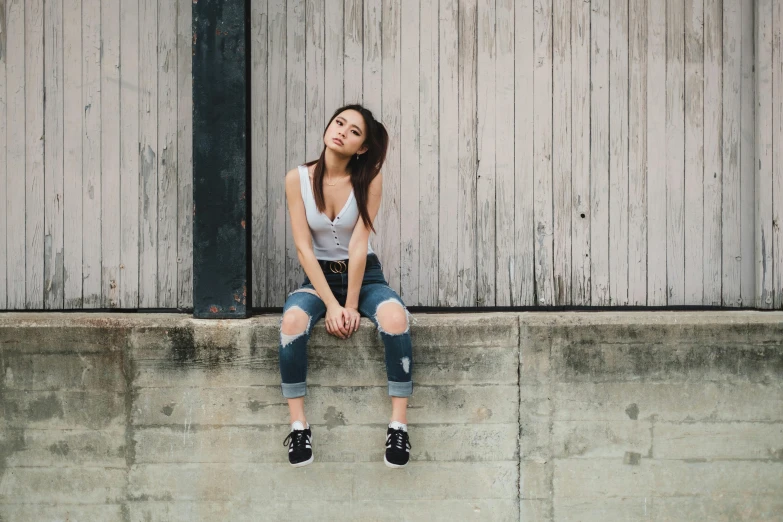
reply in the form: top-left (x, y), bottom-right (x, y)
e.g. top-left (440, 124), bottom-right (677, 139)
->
top-left (279, 104), bottom-right (413, 469)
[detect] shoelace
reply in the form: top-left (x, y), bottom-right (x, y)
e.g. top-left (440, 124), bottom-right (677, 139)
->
top-left (283, 429), bottom-right (308, 450)
top-left (387, 429), bottom-right (411, 451)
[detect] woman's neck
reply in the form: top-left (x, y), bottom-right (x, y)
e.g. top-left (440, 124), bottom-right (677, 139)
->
top-left (323, 147), bottom-right (352, 179)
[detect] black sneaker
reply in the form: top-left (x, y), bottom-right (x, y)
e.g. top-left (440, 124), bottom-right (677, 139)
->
top-left (384, 422), bottom-right (411, 468)
top-left (283, 421), bottom-right (313, 467)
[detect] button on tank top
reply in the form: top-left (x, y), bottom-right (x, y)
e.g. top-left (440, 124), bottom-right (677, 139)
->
top-left (298, 164), bottom-right (375, 261)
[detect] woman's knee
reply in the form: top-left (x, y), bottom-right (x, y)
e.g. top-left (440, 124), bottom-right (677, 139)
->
top-left (281, 306), bottom-right (310, 337)
top-left (375, 300), bottom-right (409, 335)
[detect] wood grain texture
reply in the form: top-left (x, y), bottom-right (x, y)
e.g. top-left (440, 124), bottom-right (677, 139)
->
top-left (609, 0), bottom-right (629, 306)
top-left (628, 0), bottom-right (647, 306)
top-left (267, 0), bottom-right (286, 307)
top-left (684, 0), bottom-right (704, 304)
top-left (476, 0), bottom-right (496, 306)
top-left (286, 0), bottom-right (306, 295)
top-left (646, 0), bottom-right (666, 306)
top-left (381, 0), bottom-right (401, 293)
top-left (515, 0), bottom-right (535, 306)
top-left (703, 0), bottom-right (722, 306)
top-left (139, 0), bottom-right (158, 308)
top-left (739, 0), bottom-right (754, 307)
top-left (774, 0), bottom-right (783, 308)
top-left (324, 0), bottom-right (343, 114)
top-left (755, 0), bottom-right (773, 308)
top-left (418, 0), bottom-right (439, 306)
top-left (721, 0), bottom-right (741, 306)
top-left (63, 0), bottom-right (82, 309)
top-left (495, 0), bottom-right (515, 307)
top-left (344, 0), bottom-right (362, 104)
top-left (400, 0), bottom-right (420, 304)
top-left (438, 0), bottom-right (459, 306)
top-left (0, 0), bottom-right (6, 308)
top-left (590, 0), bottom-right (609, 306)
top-left (305, 0), bottom-right (325, 162)
top-left (552, 0), bottom-right (571, 306)
top-left (176, 0), bottom-right (193, 309)
top-left (571, 0), bottom-right (590, 306)
top-left (251, 0), bottom-right (268, 307)
top-left (44, 0), bottom-right (64, 309)
top-left (81, 0), bottom-right (101, 308)
top-left (101, 0), bottom-right (120, 308)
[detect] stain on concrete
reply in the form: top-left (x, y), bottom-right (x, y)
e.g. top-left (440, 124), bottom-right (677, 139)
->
top-left (769, 448), bottom-right (783, 461)
top-left (169, 327), bottom-right (196, 365)
top-left (27, 393), bottom-right (65, 421)
top-left (625, 403), bottom-right (640, 420)
top-left (323, 406), bottom-right (346, 430)
top-left (562, 344), bottom-right (606, 375)
top-left (49, 441), bottom-right (70, 456)
top-left (0, 430), bottom-right (25, 481)
top-left (623, 451), bottom-right (641, 465)
top-left (247, 400), bottom-right (265, 413)
top-left (161, 404), bottom-right (175, 417)
top-left (474, 407), bottom-right (493, 421)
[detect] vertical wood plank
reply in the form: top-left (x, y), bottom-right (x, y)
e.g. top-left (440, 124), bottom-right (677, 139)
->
top-left (684, 0), bottom-right (704, 304)
top-left (251, 0), bottom-right (268, 307)
top-left (344, 0), bottom-right (362, 104)
top-left (552, 0), bottom-right (570, 305)
top-left (285, 0), bottom-right (305, 295)
top-left (666, 0), bottom-right (685, 305)
top-left (495, 0), bottom-right (515, 306)
top-left (739, 0), bottom-right (754, 306)
top-left (628, 0), bottom-right (647, 305)
top-left (458, 0), bottom-right (477, 306)
top-left (609, 0), bottom-right (629, 306)
top-left (571, 0), bottom-right (590, 305)
top-left (755, 0), bottom-right (774, 308)
top-left (324, 0), bottom-right (343, 114)
top-left (381, 0), bottom-right (401, 293)
top-left (120, 0), bottom-right (140, 308)
top-left (646, 0), bottom-right (666, 305)
top-left (157, 0), bottom-right (178, 307)
top-left (101, 0), bottom-right (120, 308)
top-left (476, 0), bottom-right (496, 306)
top-left (267, 0), bottom-right (286, 306)
top-left (44, 0), bottom-right (64, 309)
top-left (774, 0), bottom-right (783, 308)
top-left (0, 0), bottom-right (6, 308)
top-left (139, 0), bottom-right (158, 307)
top-left (515, 0), bottom-right (535, 306)
top-left (438, 0), bottom-right (459, 306)
top-left (305, 0), bottom-right (325, 161)
top-left (25, 0), bottom-right (44, 308)
top-left (363, 0), bottom-right (382, 276)
top-left (703, 0), bottom-right (722, 306)
top-left (63, 0), bottom-right (82, 308)
top-left (400, 0), bottom-right (420, 303)
top-left (418, 0), bottom-right (439, 306)
top-left (82, 0), bottom-right (101, 307)
top-left (721, 0), bottom-right (741, 306)
top-left (176, 0), bottom-right (193, 309)
top-left (590, 0), bottom-right (610, 306)
top-left (7, 0), bottom-right (25, 309)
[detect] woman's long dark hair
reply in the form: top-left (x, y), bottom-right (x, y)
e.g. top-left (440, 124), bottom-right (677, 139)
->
top-left (304, 104), bottom-right (389, 234)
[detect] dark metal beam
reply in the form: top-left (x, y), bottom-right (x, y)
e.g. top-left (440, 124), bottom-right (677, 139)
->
top-left (192, 0), bottom-right (251, 318)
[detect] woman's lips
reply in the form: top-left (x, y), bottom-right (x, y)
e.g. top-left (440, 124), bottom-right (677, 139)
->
top-left (333, 138), bottom-right (343, 146)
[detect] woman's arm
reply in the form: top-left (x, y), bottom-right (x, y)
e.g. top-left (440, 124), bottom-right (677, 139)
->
top-left (345, 173), bottom-right (383, 309)
top-left (285, 169), bottom-right (341, 311)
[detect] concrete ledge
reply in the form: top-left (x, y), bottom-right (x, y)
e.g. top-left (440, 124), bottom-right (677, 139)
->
top-left (1, 311), bottom-right (782, 521)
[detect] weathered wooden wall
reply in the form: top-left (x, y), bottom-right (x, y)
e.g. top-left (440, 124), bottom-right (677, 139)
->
top-left (250, 0), bottom-right (781, 309)
top-left (0, 0), bottom-right (193, 310)
top-left (1, 0), bottom-right (781, 310)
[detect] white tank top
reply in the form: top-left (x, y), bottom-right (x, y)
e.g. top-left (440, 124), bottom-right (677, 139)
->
top-left (297, 164), bottom-right (375, 261)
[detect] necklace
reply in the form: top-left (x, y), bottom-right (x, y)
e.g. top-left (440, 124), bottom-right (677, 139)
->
top-left (325, 171), bottom-right (336, 186)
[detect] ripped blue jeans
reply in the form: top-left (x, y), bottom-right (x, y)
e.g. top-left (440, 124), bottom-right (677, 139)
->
top-left (279, 254), bottom-right (413, 399)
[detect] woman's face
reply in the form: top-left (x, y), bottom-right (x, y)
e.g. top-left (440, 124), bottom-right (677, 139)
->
top-left (324, 110), bottom-right (368, 157)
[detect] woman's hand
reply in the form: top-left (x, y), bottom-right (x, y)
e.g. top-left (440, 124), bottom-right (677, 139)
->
top-left (343, 307), bottom-right (361, 336)
top-left (325, 303), bottom-right (350, 339)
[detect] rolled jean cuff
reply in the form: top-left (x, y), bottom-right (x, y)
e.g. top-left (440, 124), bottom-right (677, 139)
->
top-left (388, 380), bottom-right (413, 397)
top-left (281, 382), bottom-right (307, 399)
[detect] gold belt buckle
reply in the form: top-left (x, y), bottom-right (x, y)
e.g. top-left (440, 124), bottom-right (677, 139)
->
top-left (329, 260), bottom-right (347, 273)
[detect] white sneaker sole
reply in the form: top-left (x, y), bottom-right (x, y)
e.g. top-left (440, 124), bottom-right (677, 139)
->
top-left (384, 456), bottom-right (408, 469)
top-left (290, 455), bottom-right (314, 468)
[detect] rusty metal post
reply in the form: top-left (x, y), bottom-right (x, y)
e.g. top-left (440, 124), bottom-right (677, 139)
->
top-left (192, 0), bottom-right (251, 318)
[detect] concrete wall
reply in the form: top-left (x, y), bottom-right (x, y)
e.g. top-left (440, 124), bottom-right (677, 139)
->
top-left (0, 311), bottom-right (781, 521)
